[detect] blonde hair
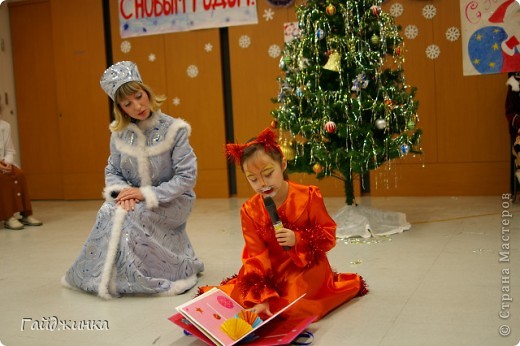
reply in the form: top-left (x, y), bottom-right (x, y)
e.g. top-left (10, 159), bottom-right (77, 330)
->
top-left (110, 81), bottom-right (167, 131)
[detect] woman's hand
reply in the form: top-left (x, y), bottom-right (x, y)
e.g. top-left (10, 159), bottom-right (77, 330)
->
top-left (275, 227), bottom-right (296, 247)
top-left (115, 187), bottom-right (144, 211)
top-left (248, 301), bottom-right (273, 318)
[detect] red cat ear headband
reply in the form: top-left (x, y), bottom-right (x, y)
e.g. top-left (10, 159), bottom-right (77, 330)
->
top-left (225, 128), bottom-right (282, 165)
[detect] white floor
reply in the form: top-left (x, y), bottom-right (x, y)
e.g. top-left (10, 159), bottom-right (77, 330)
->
top-left (0, 195), bottom-right (518, 346)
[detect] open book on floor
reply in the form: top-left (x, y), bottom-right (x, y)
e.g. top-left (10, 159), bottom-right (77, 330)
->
top-left (168, 288), bottom-right (314, 346)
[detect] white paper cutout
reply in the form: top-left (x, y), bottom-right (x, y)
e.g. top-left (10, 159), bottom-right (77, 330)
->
top-left (187, 65), bottom-right (199, 78)
top-left (121, 40), bottom-right (131, 53)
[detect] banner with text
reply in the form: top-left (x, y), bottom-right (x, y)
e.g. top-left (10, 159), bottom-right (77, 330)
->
top-left (119, 0), bottom-right (258, 38)
top-left (460, 0), bottom-right (520, 76)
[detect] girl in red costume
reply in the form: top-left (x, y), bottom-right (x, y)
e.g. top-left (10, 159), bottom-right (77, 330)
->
top-left (198, 128), bottom-right (367, 321)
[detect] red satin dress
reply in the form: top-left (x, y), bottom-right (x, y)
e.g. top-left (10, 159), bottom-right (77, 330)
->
top-left (199, 181), bottom-right (367, 321)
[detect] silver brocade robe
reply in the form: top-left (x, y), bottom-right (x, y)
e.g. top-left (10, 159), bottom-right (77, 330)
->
top-left (63, 112), bottom-right (204, 298)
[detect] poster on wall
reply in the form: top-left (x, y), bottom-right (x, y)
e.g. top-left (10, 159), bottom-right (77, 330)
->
top-left (119, 0), bottom-right (258, 38)
top-left (460, 0), bottom-right (520, 76)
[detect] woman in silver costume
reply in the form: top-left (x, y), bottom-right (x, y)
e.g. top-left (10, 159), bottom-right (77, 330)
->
top-left (62, 61), bottom-right (204, 298)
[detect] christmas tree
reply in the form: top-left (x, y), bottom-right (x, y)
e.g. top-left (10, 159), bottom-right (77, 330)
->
top-left (272, 0), bottom-right (422, 205)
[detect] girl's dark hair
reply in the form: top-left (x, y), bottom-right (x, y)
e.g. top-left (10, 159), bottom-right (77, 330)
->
top-left (240, 141), bottom-right (289, 180)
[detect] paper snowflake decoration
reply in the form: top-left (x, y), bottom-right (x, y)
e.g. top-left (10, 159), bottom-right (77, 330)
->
top-left (187, 65), bottom-right (199, 78)
top-left (422, 5), bottom-right (437, 19)
top-left (389, 3), bottom-right (404, 17)
top-left (268, 44), bottom-right (281, 58)
top-left (404, 25), bottom-right (419, 40)
top-left (148, 53), bottom-right (156, 62)
top-left (204, 43), bottom-right (213, 52)
top-left (120, 41), bottom-right (131, 53)
top-left (172, 97), bottom-right (180, 106)
top-left (425, 44), bottom-right (440, 60)
top-left (263, 8), bottom-right (275, 21)
top-left (238, 35), bottom-right (251, 49)
top-left (445, 27), bottom-right (460, 42)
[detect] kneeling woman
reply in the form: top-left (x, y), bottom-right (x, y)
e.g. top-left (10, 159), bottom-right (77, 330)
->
top-left (62, 61), bottom-right (204, 298)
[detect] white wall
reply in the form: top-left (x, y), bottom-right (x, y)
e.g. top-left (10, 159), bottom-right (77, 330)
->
top-left (0, 2), bottom-right (20, 166)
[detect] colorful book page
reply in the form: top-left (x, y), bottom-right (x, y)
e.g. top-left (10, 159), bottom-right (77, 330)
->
top-left (172, 287), bottom-right (307, 346)
top-left (168, 313), bottom-right (315, 346)
top-left (176, 288), bottom-right (242, 345)
top-left (232, 315), bottom-right (315, 346)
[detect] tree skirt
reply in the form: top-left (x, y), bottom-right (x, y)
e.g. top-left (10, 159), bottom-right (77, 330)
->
top-left (333, 205), bottom-right (411, 239)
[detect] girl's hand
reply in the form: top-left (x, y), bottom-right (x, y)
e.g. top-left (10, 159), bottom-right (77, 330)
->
top-left (275, 227), bottom-right (296, 247)
top-left (248, 302), bottom-right (273, 318)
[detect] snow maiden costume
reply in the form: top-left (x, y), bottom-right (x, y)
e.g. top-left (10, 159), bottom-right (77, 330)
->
top-left (62, 61), bottom-right (204, 298)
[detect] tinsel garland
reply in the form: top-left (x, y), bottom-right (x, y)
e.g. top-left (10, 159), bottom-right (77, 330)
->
top-left (257, 214), bottom-right (330, 268)
top-left (295, 224), bottom-right (330, 269)
top-left (279, 213), bottom-right (330, 268)
top-left (237, 270), bottom-right (284, 301)
top-left (357, 275), bottom-right (369, 297)
top-left (331, 272), bottom-right (368, 296)
top-left (272, 0), bottom-right (422, 205)
top-left (220, 273), bottom-right (239, 286)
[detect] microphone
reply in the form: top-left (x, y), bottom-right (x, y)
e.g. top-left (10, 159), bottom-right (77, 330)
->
top-left (263, 196), bottom-right (290, 250)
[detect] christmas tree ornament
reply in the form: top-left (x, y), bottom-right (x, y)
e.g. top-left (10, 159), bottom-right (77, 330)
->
top-left (316, 28), bottom-right (326, 40)
top-left (326, 4), bottom-right (336, 16)
top-left (270, 0), bottom-right (421, 206)
top-left (278, 57), bottom-right (286, 70)
top-left (294, 134), bottom-right (307, 144)
top-left (370, 34), bottom-right (380, 45)
top-left (277, 90), bottom-right (286, 101)
top-left (270, 120), bottom-right (278, 129)
top-left (298, 57), bottom-right (310, 69)
top-left (400, 143), bottom-right (410, 156)
top-left (407, 120), bottom-right (415, 130)
top-left (283, 55), bottom-right (293, 65)
top-left (323, 51), bottom-right (341, 72)
top-left (281, 141), bottom-right (296, 160)
top-left (351, 73), bottom-right (369, 91)
top-left (375, 118), bottom-right (387, 130)
top-left (325, 121), bottom-right (337, 133)
top-left (370, 5), bottom-right (381, 17)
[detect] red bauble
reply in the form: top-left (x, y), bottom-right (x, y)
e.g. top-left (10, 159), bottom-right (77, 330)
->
top-left (270, 120), bottom-right (278, 129)
top-left (370, 5), bottom-right (381, 17)
top-left (325, 121), bottom-right (337, 133)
